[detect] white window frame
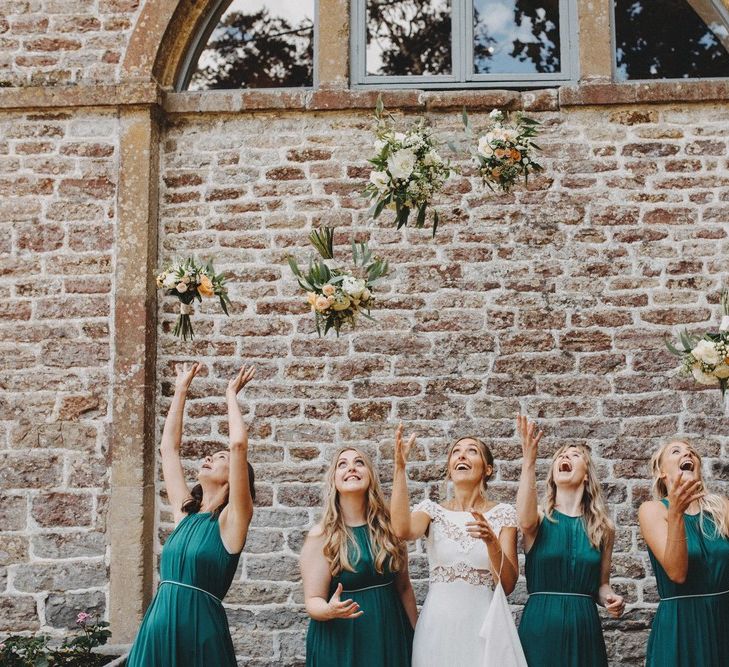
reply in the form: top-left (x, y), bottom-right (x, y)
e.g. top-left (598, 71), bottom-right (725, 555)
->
top-left (351, 0), bottom-right (578, 88)
top-left (611, 0), bottom-right (729, 82)
top-left (176, 0), bottom-right (319, 92)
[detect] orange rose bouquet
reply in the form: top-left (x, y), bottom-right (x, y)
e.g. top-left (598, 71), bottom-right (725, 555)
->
top-left (464, 108), bottom-right (543, 193)
top-left (156, 258), bottom-right (230, 340)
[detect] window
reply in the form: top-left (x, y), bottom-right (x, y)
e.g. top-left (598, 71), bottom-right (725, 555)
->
top-left (614, 0), bottom-right (729, 80)
top-left (352, 0), bottom-right (576, 88)
top-left (179, 0), bottom-right (315, 91)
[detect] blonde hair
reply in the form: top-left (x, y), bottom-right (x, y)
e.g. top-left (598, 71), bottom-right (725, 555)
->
top-left (650, 440), bottom-right (729, 539)
top-left (320, 447), bottom-right (404, 576)
top-left (545, 444), bottom-right (613, 550)
top-left (444, 435), bottom-right (494, 501)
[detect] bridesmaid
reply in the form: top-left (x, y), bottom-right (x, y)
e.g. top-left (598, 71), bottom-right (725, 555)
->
top-left (127, 363), bottom-right (256, 667)
top-left (639, 439), bottom-right (729, 667)
top-left (516, 414), bottom-right (624, 667)
top-left (300, 446), bottom-right (417, 667)
top-left (391, 425), bottom-right (524, 666)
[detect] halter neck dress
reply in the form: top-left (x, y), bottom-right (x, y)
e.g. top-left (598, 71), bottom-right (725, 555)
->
top-left (645, 499), bottom-right (729, 667)
top-left (127, 512), bottom-right (240, 666)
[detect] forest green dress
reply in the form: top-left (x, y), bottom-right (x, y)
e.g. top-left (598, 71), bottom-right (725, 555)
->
top-left (518, 511), bottom-right (607, 667)
top-left (127, 512), bottom-right (240, 667)
top-left (646, 499), bottom-right (729, 667)
top-left (306, 524), bottom-right (414, 667)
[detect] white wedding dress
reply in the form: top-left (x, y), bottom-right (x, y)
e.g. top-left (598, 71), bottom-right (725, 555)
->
top-left (412, 500), bottom-right (527, 667)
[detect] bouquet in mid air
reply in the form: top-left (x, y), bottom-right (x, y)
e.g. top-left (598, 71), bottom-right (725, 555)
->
top-left (289, 227), bottom-right (389, 336)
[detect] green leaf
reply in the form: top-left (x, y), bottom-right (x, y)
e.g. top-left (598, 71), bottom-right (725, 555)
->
top-left (416, 205), bottom-right (427, 229)
top-left (375, 94), bottom-right (384, 118)
top-left (309, 227), bottom-right (335, 259)
top-left (432, 209), bottom-right (439, 237)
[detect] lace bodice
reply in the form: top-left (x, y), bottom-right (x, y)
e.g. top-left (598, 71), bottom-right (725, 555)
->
top-left (413, 499), bottom-right (517, 588)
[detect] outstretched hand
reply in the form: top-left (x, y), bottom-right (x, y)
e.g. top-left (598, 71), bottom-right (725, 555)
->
top-left (394, 423), bottom-right (416, 470)
top-left (326, 583), bottom-right (363, 620)
top-left (227, 365), bottom-right (256, 397)
top-left (516, 413), bottom-right (543, 466)
top-left (667, 470), bottom-right (704, 515)
top-left (174, 362), bottom-right (200, 394)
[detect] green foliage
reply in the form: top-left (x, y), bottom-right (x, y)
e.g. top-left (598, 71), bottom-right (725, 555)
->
top-left (0, 616), bottom-right (111, 667)
top-left (288, 227), bottom-right (390, 337)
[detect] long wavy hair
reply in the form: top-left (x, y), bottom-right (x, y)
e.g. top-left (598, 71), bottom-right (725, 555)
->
top-left (545, 444), bottom-right (612, 550)
top-left (650, 440), bottom-right (729, 539)
top-left (443, 435), bottom-right (495, 501)
top-left (320, 447), bottom-right (404, 576)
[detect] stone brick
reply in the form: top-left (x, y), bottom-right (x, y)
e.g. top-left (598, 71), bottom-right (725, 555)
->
top-left (13, 561), bottom-right (107, 593)
top-left (0, 596), bottom-right (39, 631)
top-left (32, 492), bottom-right (93, 527)
top-left (45, 590), bottom-right (106, 629)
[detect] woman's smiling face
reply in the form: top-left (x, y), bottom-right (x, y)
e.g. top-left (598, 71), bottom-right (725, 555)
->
top-left (334, 449), bottom-right (371, 495)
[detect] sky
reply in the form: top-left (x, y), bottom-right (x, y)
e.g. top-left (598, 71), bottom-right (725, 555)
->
top-left (222, 0), bottom-right (313, 25)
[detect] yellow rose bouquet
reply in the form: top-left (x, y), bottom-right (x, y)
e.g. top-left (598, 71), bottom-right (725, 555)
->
top-left (666, 290), bottom-right (729, 396)
top-left (288, 227), bottom-right (389, 337)
top-left (156, 257), bottom-right (230, 340)
top-left (464, 108), bottom-right (543, 193)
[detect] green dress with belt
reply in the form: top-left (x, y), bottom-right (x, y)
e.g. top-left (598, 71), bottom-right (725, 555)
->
top-left (518, 510), bottom-right (607, 667)
top-left (127, 512), bottom-right (240, 667)
top-left (646, 499), bottom-right (729, 667)
top-left (306, 524), bottom-right (414, 666)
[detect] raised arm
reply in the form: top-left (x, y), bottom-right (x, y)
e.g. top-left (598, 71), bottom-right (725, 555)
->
top-left (597, 526), bottom-right (625, 618)
top-left (160, 362), bottom-right (199, 524)
top-left (639, 472), bottom-right (703, 584)
top-left (391, 424), bottom-right (431, 541)
top-left (515, 413), bottom-right (543, 553)
top-left (219, 365), bottom-right (256, 555)
top-left (300, 525), bottom-right (364, 622)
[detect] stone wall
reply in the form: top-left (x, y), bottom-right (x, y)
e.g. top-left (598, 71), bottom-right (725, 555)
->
top-left (0, 0), bottom-right (142, 87)
top-left (155, 105), bottom-right (729, 665)
top-left (0, 110), bottom-right (117, 631)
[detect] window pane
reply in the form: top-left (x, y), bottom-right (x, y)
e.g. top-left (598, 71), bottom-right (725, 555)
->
top-left (615, 0), bottom-right (729, 80)
top-left (366, 0), bottom-right (452, 76)
top-left (187, 0), bottom-right (314, 90)
top-left (473, 0), bottom-right (561, 74)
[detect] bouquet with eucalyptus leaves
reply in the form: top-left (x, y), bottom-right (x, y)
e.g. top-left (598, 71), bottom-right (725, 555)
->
top-left (288, 227), bottom-right (390, 336)
top-left (363, 96), bottom-right (455, 237)
top-left (666, 290), bottom-right (729, 395)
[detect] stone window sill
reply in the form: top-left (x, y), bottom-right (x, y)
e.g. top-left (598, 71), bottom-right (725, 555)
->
top-left (1, 79), bottom-right (728, 112)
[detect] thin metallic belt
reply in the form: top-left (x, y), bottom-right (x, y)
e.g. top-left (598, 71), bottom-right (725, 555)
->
top-left (530, 591), bottom-right (592, 598)
top-left (159, 580), bottom-right (222, 604)
top-left (661, 589), bottom-right (729, 602)
top-left (341, 581), bottom-right (393, 594)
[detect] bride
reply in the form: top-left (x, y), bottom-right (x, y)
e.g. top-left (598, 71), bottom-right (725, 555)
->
top-left (390, 425), bottom-right (526, 666)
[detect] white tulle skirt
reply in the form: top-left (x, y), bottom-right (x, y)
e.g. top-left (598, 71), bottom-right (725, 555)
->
top-left (412, 581), bottom-right (527, 667)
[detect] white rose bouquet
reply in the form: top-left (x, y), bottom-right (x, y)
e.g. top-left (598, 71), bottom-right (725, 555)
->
top-left (363, 96), bottom-right (455, 237)
top-left (288, 227), bottom-right (389, 337)
top-left (666, 290), bottom-right (729, 396)
top-left (156, 257), bottom-right (231, 341)
top-left (464, 108), bottom-right (543, 193)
